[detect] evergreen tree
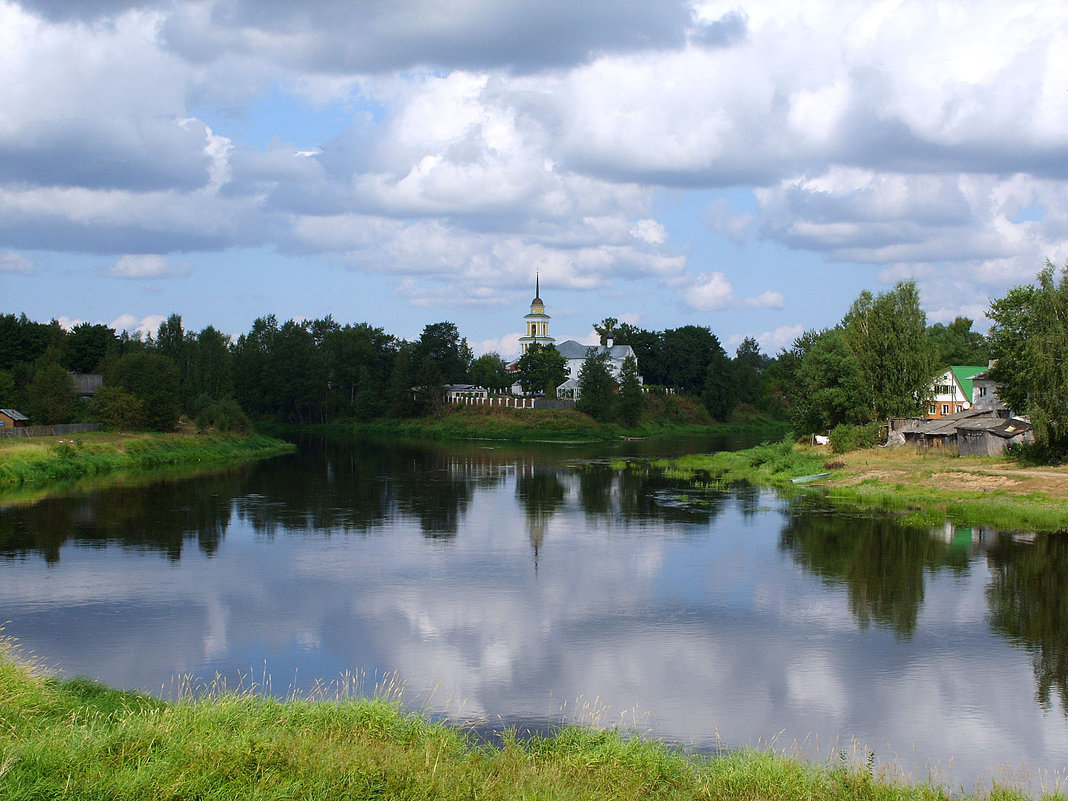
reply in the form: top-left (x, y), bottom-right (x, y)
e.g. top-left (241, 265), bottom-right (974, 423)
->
top-left (575, 349), bottom-right (615, 422)
top-left (617, 354), bottom-right (644, 426)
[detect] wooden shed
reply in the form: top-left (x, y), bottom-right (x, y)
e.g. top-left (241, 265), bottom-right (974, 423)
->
top-left (0, 408), bottom-right (30, 429)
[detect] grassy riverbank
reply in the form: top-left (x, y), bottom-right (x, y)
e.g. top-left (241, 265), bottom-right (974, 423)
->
top-left (0, 431), bottom-right (295, 490)
top-left (341, 402), bottom-right (788, 442)
top-left (657, 440), bottom-right (1068, 532)
top-left (0, 645), bottom-right (1047, 800)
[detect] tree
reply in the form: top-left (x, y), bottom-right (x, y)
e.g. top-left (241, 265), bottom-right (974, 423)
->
top-left (191, 325), bottom-right (233, 405)
top-left (65, 322), bottom-right (116, 374)
top-left (614, 323), bottom-right (661, 384)
top-left (469, 353), bottom-right (511, 392)
top-left (790, 328), bottom-right (868, 433)
top-left (617, 353), bottom-right (644, 426)
top-left (702, 345), bottom-right (737, 421)
top-left (593, 317), bottom-right (619, 345)
top-left (842, 281), bottom-right (938, 420)
top-left (92, 385), bottom-right (145, 431)
top-left (414, 322), bottom-right (472, 385)
top-left (659, 326), bottom-right (721, 394)
top-left (575, 349), bottom-right (616, 422)
top-left (987, 283), bottom-right (1040, 416)
top-left (927, 317), bottom-right (990, 367)
top-left (110, 352), bottom-right (180, 431)
top-left (732, 336), bottom-right (766, 408)
top-left (988, 262), bottom-right (1068, 457)
top-left (0, 370), bottom-right (17, 408)
top-left (516, 343), bottom-right (567, 396)
top-left (24, 361), bottom-right (79, 424)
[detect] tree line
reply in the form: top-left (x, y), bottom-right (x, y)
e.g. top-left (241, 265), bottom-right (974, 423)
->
top-left (3, 262), bottom-right (1067, 456)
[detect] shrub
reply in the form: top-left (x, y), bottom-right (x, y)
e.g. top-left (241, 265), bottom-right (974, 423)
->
top-left (828, 422), bottom-right (884, 453)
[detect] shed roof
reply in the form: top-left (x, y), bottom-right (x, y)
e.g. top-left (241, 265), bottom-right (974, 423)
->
top-left (0, 409), bottom-right (29, 421)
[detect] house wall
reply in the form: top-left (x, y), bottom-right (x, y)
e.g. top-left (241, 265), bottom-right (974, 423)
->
top-left (926, 369), bottom-right (970, 418)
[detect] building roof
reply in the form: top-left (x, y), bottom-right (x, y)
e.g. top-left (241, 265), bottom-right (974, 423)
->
top-left (554, 339), bottom-right (635, 360)
top-left (0, 409), bottom-right (29, 421)
top-left (947, 365), bottom-right (989, 402)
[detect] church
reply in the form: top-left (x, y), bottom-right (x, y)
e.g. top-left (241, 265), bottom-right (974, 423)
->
top-left (514, 277), bottom-right (642, 399)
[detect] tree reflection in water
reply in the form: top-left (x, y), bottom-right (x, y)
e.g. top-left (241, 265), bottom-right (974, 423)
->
top-left (0, 470), bottom-right (243, 563)
top-left (779, 499), bottom-right (969, 637)
top-left (986, 532), bottom-right (1068, 715)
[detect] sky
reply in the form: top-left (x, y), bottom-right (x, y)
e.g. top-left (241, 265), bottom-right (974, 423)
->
top-left (3, 0), bottom-right (1068, 359)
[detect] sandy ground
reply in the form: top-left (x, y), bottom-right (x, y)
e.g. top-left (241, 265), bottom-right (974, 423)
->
top-left (818, 446), bottom-right (1068, 498)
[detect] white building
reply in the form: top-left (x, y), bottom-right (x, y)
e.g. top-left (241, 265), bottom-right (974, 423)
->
top-left (554, 339), bottom-right (642, 400)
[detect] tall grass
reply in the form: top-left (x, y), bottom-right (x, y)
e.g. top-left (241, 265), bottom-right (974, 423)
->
top-left (654, 439), bottom-right (829, 487)
top-left (0, 432), bottom-right (294, 490)
top-left (0, 644), bottom-right (1048, 800)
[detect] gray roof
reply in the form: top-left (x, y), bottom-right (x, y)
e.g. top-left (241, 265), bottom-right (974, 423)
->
top-left (0, 409), bottom-right (29, 421)
top-left (554, 339), bottom-right (635, 360)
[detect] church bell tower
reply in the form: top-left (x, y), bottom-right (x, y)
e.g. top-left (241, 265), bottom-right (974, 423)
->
top-left (517, 274), bottom-right (555, 353)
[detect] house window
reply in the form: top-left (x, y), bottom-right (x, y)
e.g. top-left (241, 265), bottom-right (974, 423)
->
top-left (979, 386), bottom-right (987, 397)
top-left (927, 404), bottom-right (936, 414)
top-left (941, 404), bottom-right (950, 415)
top-left (956, 404), bottom-right (963, 413)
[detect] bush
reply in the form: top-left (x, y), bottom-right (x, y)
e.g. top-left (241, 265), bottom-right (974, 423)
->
top-left (196, 398), bottom-right (253, 434)
top-left (828, 422), bottom-right (884, 453)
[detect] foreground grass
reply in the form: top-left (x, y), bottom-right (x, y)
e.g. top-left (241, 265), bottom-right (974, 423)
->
top-left (657, 440), bottom-right (1068, 532)
top-left (0, 647), bottom-right (1047, 801)
top-left (0, 431), bottom-right (295, 490)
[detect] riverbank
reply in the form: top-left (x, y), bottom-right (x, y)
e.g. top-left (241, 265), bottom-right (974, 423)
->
top-left (657, 440), bottom-right (1068, 532)
top-left (0, 645), bottom-right (1041, 800)
top-left (335, 403), bottom-right (788, 442)
top-left (0, 431), bottom-right (296, 491)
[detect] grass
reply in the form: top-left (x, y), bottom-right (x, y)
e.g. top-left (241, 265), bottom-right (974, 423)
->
top-left (0, 640), bottom-right (1052, 800)
top-left (330, 402), bottom-right (787, 443)
top-left (656, 439), bottom-right (1068, 532)
top-left (0, 431), bottom-right (295, 491)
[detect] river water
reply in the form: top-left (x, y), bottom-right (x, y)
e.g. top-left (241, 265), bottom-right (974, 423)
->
top-left (2, 433), bottom-right (1067, 793)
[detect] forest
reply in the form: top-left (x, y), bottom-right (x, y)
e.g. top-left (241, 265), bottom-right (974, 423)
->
top-left (5, 268), bottom-right (1067, 455)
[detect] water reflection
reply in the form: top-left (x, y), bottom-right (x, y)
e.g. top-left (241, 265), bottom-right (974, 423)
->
top-left (780, 500), bottom-right (970, 637)
top-left (0, 471), bottom-right (242, 562)
top-left (2, 434), bottom-right (1068, 791)
top-left (986, 531), bottom-right (1068, 715)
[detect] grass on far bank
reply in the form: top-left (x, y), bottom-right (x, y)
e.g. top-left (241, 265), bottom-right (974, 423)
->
top-left (0, 430), bottom-right (295, 491)
top-left (0, 640), bottom-right (1051, 801)
top-left (343, 396), bottom-right (787, 443)
top-left (656, 438), bottom-right (1068, 532)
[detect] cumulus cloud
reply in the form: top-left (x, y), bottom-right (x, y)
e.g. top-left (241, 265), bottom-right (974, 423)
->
top-left (0, 251), bottom-right (33, 273)
top-left (108, 254), bottom-right (192, 279)
top-left (4, 0), bottom-right (1068, 329)
top-left (685, 273), bottom-right (783, 312)
top-left (110, 312), bottom-right (167, 337)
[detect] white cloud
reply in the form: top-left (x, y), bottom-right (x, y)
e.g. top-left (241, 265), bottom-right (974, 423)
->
top-left (110, 312), bottom-right (166, 337)
top-left (686, 271), bottom-right (735, 311)
top-left (109, 254), bottom-right (192, 279)
top-left (0, 250), bottom-right (33, 273)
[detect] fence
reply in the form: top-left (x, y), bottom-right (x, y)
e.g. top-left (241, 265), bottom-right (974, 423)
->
top-left (445, 394), bottom-right (575, 410)
top-left (0, 423), bottom-right (101, 439)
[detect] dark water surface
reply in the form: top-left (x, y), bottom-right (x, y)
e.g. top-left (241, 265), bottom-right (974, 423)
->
top-left (2, 433), bottom-right (1067, 793)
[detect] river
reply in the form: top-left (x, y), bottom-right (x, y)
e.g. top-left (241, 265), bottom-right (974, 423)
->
top-left (1, 432), bottom-right (1066, 793)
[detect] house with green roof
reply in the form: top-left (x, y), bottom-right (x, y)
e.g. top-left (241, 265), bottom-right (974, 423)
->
top-left (925, 366), bottom-right (988, 418)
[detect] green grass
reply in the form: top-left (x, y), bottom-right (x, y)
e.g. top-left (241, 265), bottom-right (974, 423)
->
top-left (0, 643), bottom-right (1051, 800)
top-left (0, 432), bottom-right (295, 491)
top-left (316, 404), bottom-right (787, 444)
top-left (653, 439), bottom-right (830, 488)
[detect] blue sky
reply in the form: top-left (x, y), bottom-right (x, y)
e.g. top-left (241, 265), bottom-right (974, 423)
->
top-left (3, 1), bottom-right (1066, 358)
